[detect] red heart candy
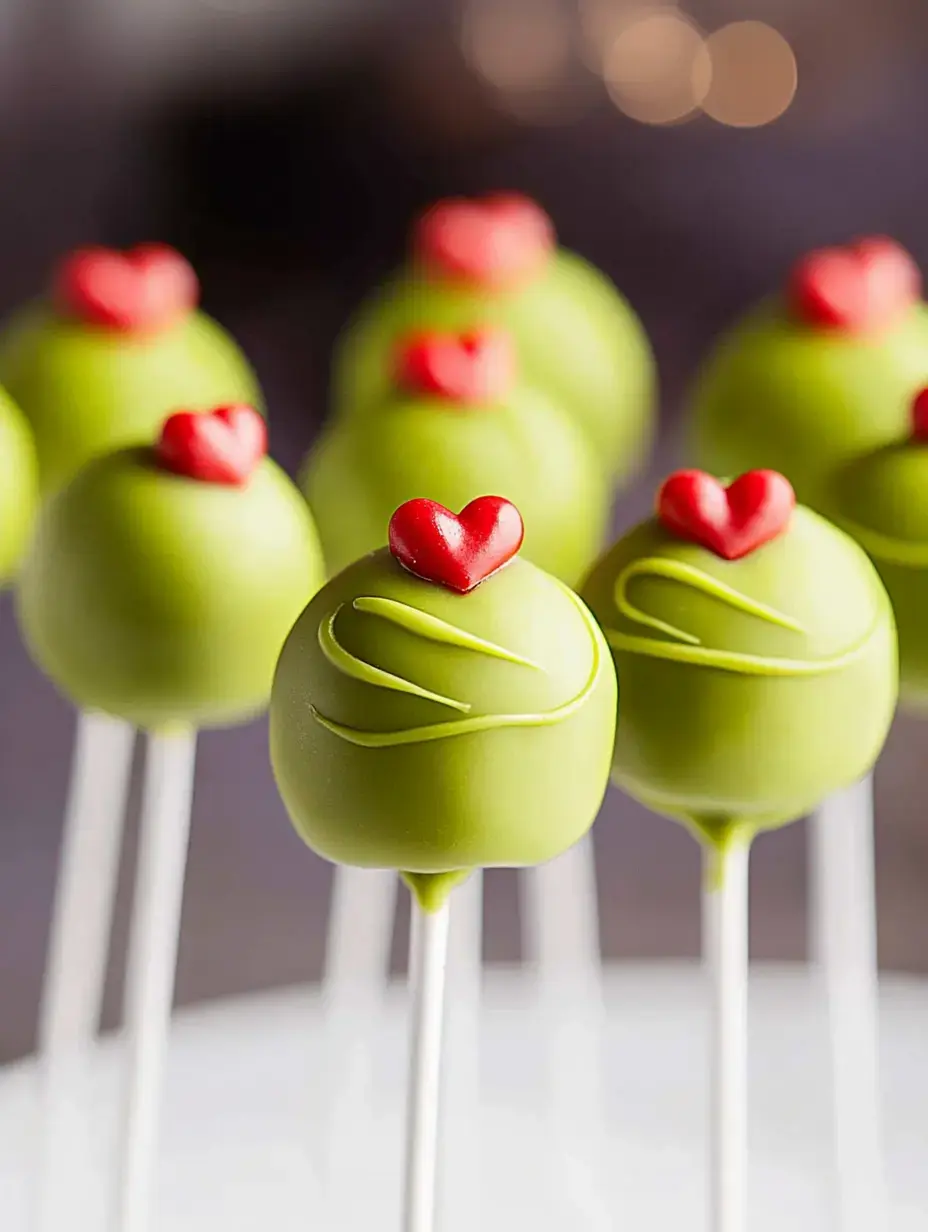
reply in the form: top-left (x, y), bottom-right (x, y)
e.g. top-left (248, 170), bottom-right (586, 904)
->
top-left (53, 243), bottom-right (199, 333)
top-left (657, 469), bottom-right (795, 561)
top-left (412, 194), bottom-right (554, 289)
top-left (788, 236), bottom-right (920, 333)
top-left (912, 388), bottom-right (928, 440)
top-left (156, 405), bottom-right (267, 486)
top-left (389, 496), bottom-right (524, 592)
top-left (394, 330), bottom-right (514, 403)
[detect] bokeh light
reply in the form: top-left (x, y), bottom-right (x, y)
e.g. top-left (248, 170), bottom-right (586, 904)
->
top-left (602, 6), bottom-right (711, 126)
top-left (460, 0), bottom-right (580, 121)
top-left (700, 21), bottom-right (798, 128)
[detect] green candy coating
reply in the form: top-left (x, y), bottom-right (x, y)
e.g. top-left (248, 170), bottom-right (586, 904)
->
top-left (270, 549), bottom-right (617, 903)
top-left (690, 299), bottom-right (928, 507)
top-left (302, 386), bottom-right (611, 586)
top-left (17, 448), bottom-right (324, 729)
top-left (581, 505), bottom-right (897, 839)
top-left (331, 250), bottom-right (656, 482)
top-left (0, 306), bottom-right (263, 494)
top-left (0, 386), bottom-right (38, 585)
top-left (827, 442), bottom-right (928, 712)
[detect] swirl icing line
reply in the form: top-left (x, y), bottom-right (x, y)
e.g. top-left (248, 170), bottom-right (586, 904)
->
top-left (318, 607), bottom-right (470, 712)
top-left (607, 556), bottom-right (878, 677)
top-left (312, 584), bottom-right (603, 746)
top-left (352, 595), bottom-right (542, 668)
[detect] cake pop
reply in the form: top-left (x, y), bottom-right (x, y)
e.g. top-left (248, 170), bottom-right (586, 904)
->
top-left (825, 387), bottom-right (928, 712)
top-left (581, 468), bottom-right (896, 843)
top-left (330, 194), bottom-right (656, 481)
top-left (17, 404), bottom-right (321, 727)
top-left (304, 329), bottom-right (611, 585)
top-left (0, 244), bottom-right (263, 494)
top-left (270, 495), bottom-right (617, 910)
top-left (20, 404), bottom-right (324, 1232)
top-left (582, 468), bottom-right (896, 1232)
top-left (690, 238), bottom-right (928, 509)
top-left (0, 385), bottom-right (37, 584)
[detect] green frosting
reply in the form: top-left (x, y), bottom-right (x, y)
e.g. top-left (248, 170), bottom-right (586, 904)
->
top-left (581, 505), bottom-right (897, 842)
top-left (330, 250), bottom-right (656, 483)
top-left (0, 386), bottom-right (38, 585)
top-left (690, 299), bottom-right (928, 509)
top-left (0, 305), bottom-right (263, 495)
top-left (826, 442), bottom-right (928, 712)
top-left (17, 448), bottom-right (324, 729)
top-left (302, 384), bottom-right (612, 587)
top-left (269, 549), bottom-right (617, 908)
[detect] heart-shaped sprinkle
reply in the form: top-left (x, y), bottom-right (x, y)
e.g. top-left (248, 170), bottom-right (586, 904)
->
top-left (156, 405), bottom-right (267, 486)
top-left (788, 236), bottom-right (920, 333)
top-left (412, 193), bottom-right (554, 289)
top-left (389, 496), bottom-right (524, 592)
top-left (53, 243), bottom-right (199, 333)
top-left (657, 470), bottom-right (795, 561)
top-left (394, 330), bottom-right (514, 403)
top-left (912, 388), bottom-right (928, 440)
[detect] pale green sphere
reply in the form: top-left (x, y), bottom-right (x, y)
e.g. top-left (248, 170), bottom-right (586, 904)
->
top-left (18, 446), bottom-right (324, 729)
top-left (582, 504), bottom-right (897, 839)
top-left (0, 305), bottom-right (263, 495)
top-left (271, 547), bottom-right (617, 896)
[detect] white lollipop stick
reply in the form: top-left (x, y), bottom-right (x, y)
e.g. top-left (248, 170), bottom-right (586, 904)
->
top-left (402, 897), bottom-right (451, 1232)
top-left (442, 872), bottom-right (483, 1216)
top-left (33, 710), bottom-right (135, 1232)
top-left (810, 775), bottom-right (884, 1230)
top-left (703, 836), bottom-right (750, 1232)
top-left (322, 868), bottom-right (398, 1216)
top-left (114, 729), bottom-right (198, 1232)
top-left (522, 836), bottom-right (610, 1228)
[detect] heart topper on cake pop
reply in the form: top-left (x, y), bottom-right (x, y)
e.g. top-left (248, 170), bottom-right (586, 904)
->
top-left (657, 469), bottom-right (795, 561)
top-left (54, 243), bottom-right (200, 333)
top-left (413, 194), bottom-right (555, 289)
top-left (156, 404), bottom-right (267, 486)
top-left (394, 330), bottom-right (515, 404)
top-left (788, 236), bottom-right (921, 334)
top-left (388, 496), bottom-right (524, 592)
top-left (911, 388), bottom-right (928, 440)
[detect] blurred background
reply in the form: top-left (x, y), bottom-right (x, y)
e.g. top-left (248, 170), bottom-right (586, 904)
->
top-left (2, 0), bottom-right (927, 1061)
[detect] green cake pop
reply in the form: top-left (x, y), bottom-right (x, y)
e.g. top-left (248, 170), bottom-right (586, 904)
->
top-left (0, 244), bottom-right (263, 494)
top-left (17, 405), bottom-right (323, 730)
top-left (824, 388), bottom-right (928, 713)
top-left (690, 237), bottom-right (928, 509)
top-left (270, 495), bottom-right (617, 910)
top-left (581, 469), bottom-right (896, 848)
top-left (304, 328), bottom-right (611, 585)
top-left (0, 386), bottom-right (37, 585)
top-left (331, 193), bottom-right (656, 481)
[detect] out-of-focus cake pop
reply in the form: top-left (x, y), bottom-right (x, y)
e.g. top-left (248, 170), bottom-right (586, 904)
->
top-left (304, 329), bottom-right (611, 585)
top-left (826, 387), bottom-right (928, 712)
top-left (691, 238), bottom-right (928, 508)
top-left (0, 386), bottom-right (37, 584)
top-left (270, 495), bottom-right (617, 910)
top-left (331, 194), bottom-right (656, 481)
top-left (0, 244), bottom-right (263, 494)
top-left (17, 404), bottom-right (323, 728)
top-left (581, 468), bottom-right (897, 844)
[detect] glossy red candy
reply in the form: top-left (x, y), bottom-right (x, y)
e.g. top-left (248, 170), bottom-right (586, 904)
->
top-left (156, 404), bottom-right (266, 486)
top-left (389, 496), bottom-right (525, 592)
top-left (413, 194), bottom-right (554, 289)
top-left (54, 243), bottom-right (199, 333)
top-left (657, 469), bottom-right (795, 561)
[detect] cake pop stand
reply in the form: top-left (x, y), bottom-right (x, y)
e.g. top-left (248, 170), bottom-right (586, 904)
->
top-left (2, 963), bottom-right (926, 1231)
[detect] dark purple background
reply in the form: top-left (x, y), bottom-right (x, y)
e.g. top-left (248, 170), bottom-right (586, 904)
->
top-left (2, 0), bottom-right (928, 1061)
